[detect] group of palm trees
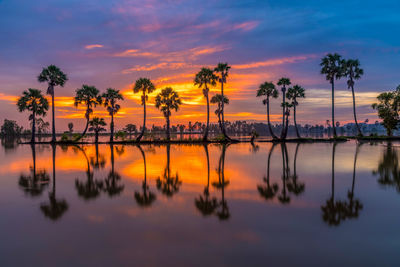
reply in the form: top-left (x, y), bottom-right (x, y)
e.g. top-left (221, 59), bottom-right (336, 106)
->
top-left (16, 53), bottom-right (365, 143)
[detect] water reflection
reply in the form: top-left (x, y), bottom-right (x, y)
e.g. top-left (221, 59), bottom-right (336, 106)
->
top-left (373, 143), bottom-right (400, 192)
top-left (18, 144), bottom-right (50, 197)
top-left (195, 145), bottom-right (218, 216)
top-left (40, 144), bottom-right (68, 220)
top-left (103, 144), bottom-right (124, 197)
top-left (257, 143), bottom-right (279, 200)
top-left (75, 145), bottom-right (104, 200)
top-left (156, 144), bottom-right (182, 197)
top-left (134, 145), bottom-right (156, 207)
top-left (213, 144), bottom-right (230, 220)
top-left (90, 143), bottom-right (106, 169)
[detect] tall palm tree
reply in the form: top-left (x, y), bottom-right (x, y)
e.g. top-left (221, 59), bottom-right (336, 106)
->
top-left (17, 88), bottom-right (49, 143)
top-left (88, 117), bottom-right (107, 143)
top-left (214, 63), bottom-right (231, 140)
top-left (155, 87), bottom-right (182, 141)
top-left (257, 143), bottom-right (279, 200)
top-left (195, 144), bottom-right (218, 216)
top-left (211, 94), bottom-right (229, 134)
top-left (343, 59), bottom-right (364, 136)
top-left (40, 144), bottom-right (68, 220)
top-left (38, 65), bottom-right (68, 143)
top-left (135, 145), bottom-right (156, 206)
top-left (103, 144), bottom-right (124, 197)
top-left (133, 78), bottom-right (156, 142)
top-left (74, 85), bottom-right (102, 140)
top-left (102, 88), bottom-right (124, 142)
top-left (286, 85), bottom-right (306, 138)
top-left (277, 78), bottom-right (291, 139)
top-left (320, 53), bottom-right (344, 138)
top-left (194, 68), bottom-right (218, 141)
top-left (257, 81), bottom-right (279, 139)
top-left (156, 144), bottom-right (182, 197)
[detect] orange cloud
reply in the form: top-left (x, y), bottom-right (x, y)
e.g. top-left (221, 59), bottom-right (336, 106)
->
top-left (232, 21), bottom-right (259, 32)
top-left (233, 54), bottom-right (318, 69)
top-left (85, 44), bottom-right (104, 49)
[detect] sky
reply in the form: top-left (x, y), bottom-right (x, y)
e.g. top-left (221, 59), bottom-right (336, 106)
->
top-left (1, 0), bottom-right (400, 131)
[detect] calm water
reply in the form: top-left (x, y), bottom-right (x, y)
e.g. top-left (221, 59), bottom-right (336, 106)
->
top-left (1, 141), bottom-right (400, 266)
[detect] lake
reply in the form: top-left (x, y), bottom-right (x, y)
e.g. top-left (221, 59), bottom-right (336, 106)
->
top-left (0, 140), bottom-right (399, 266)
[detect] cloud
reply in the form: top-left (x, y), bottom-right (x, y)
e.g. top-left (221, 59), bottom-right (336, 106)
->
top-left (231, 21), bottom-right (259, 32)
top-left (85, 44), bottom-right (104, 50)
top-left (233, 54), bottom-right (318, 70)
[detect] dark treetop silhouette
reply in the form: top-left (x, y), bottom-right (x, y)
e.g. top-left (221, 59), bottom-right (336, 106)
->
top-left (133, 78), bottom-right (156, 142)
top-left (155, 87), bottom-right (182, 141)
top-left (257, 81), bottom-right (279, 140)
top-left (102, 88), bottom-right (124, 142)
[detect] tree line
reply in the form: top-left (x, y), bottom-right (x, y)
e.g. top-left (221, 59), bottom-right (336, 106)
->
top-left (13, 52), bottom-right (396, 143)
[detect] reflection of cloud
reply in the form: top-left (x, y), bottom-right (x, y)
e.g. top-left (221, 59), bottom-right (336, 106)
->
top-left (85, 44), bottom-right (104, 49)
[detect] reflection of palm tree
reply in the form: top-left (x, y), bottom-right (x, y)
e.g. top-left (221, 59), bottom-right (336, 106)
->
top-left (373, 143), bottom-right (400, 192)
top-left (75, 146), bottom-right (103, 200)
top-left (19, 144), bottom-right (50, 197)
top-left (195, 145), bottom-right (218, 216)
top-left (135, 145), bottom-right (156, 207)
top-left (213, 144), bottom-right (230, 220)
top-left (156, 144), bottom-right (182, 197)
top-left (40, 144), bottom-right (68, 220)
top-left (103, 144), bottom-right (124, 197)
top-left (287, 143), bottom-right (305, 196)
top-left (258, 143), bottom-right (279, 200)
top-left (278, 143), bottom-right (291, 204)
top-left (90, 143), bottom-right (106, 169)
top-left (321, 143), bottom-right (345, 226)
top-left (343, 143), bottom-right (363, 219)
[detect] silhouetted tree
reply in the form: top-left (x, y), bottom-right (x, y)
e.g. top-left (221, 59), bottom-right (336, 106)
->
top-left (257, 81), bottom-right (279, 139)
top-left (320, 53), bottom-right (344, 137)
top-left (133, 78), bottom-right (156, 142)
top-left (277, 78), bottom-right (291, 139)
top-left (211, 94), bottom-right (229, 134)
top-left (194, 68), bottom-right (218, 141)
top-left (17, 88), bottom-right (49, 143)
top-left (38, 65), bottom-right (68, 142)
top-left (155, 87), bottom-right (182, 141)
top-left (88, 117), bottom-right (107, 143)
top-left (214, 63), bottom-right (231, 140)
top-left (135, 145), bottom-right (156, 207)
top-left (102, 88), bottom-right (124, 142)
top-left (286, 85), bottom-right (305, 138)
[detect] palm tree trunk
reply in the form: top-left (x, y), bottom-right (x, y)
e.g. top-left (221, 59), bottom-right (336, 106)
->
top-left (267, 99), bottom-right (278, 139)
top-left (220, 81), bottom-right (230, 140)
top-left (51, 89), bottom-right (56, 143)
top-left (95, 131), bottom-right (99, 143)
top-left (331, 80), bottom-right (337, 137)
top-left (110, 113), bottom-right (114, 142)
top-left (31, 112), bottom-right (36, 143)
top-left (283, 108), bottom-right (289, 139)
top-left (166, 113), bottom-right (170, 141)
top-left (351, 85), bottom-right (362, 136)
top-left (136, 94), bottom-right (146, 142)
top-left (81, 117), bottom-right (89, 139)
top-left (203, 93), bottom-right (210, 141)
top-left (294, 103), bottom-right (301, 138)
top-left (281, 89), bottom-right (286, 139)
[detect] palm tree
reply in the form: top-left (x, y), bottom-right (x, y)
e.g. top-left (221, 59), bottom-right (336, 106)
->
top-left (195, 144), bottom-right (218, 216)
top-left (124, 124), bottom-right (137, 139)
top-left (320, 53), bottom-right (344, 137)
top-left (18, 144), bottom-right (50, 197)
top-left (38, 65), bottom-right (68, 143)
top-left (135, 145), bottom-right (156, 207)
top-left (102, 88), bottom-right (124, 142)
top-left (194, 68), bottom-right (218, 141)
top-left (40, 144), bottom-right (68, 220)
top-left (257, 81), bottom-right (279, 139)
top-left (211, 94), bottom-right (229, 134)
top-left (74, 85), bottom-right (102, 140)
top-left (17, 88), bottom-right (49, 143)
top-left (156, 144), bottom-right (182, 197)
top-left (88, 117), bottom-right (107, 143)
top-left (214, 62), bottom-right (231, 140)
top-left (133, 78), bottom-right (156, 142)
top-left (103, 144), bottom-right (124, 197)
top-left (286, 85), bottom-right (306, 138)
top-left (343, 59), bottom-right (364, 136)
top-left (155, 87), bottom-right (182, 141)
top-left (277, 78), bottom-right (291, 139)
top-left (257, 143), bottom-right (279, 200)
